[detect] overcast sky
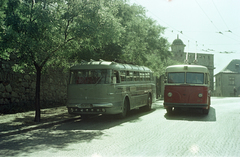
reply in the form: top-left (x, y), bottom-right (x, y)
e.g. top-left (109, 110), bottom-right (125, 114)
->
top-left (129, 0), bottom-right (240, 74)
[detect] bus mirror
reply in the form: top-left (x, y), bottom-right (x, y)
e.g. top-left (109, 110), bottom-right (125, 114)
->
top-left (113, 77), bottom-right (117, 84)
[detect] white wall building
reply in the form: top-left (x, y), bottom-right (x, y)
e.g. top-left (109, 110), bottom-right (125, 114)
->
top-left (215, 59), bottom-right (240, 97)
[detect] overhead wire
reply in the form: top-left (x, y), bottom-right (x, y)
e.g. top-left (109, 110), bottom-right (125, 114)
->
top-left (195, 0), bottom-right (221, 33)
top-left (211, 0), bottom-right (240, 42)
top-left (131, 0), bottom-right (199, 42)
top-left (196, 0), bottom-right (240, 43)
top-left (130, 0), bottom-right (240, 53)
top-left (131, 0), bottom-right (214, 53)
top-left (211, 0), bottom-right (230, 31)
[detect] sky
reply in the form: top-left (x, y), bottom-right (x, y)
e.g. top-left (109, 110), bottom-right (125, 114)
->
top-left (128, 0), bottom-right (240, 74)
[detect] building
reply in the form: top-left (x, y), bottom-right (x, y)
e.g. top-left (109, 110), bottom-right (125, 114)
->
top-left (215, 59), bottom-right (240, 97)
top-left (170, 36), bottom-right (215, 91)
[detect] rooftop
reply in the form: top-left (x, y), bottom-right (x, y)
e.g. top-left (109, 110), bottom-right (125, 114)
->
top-left (218, 59), bottom-right (240, 74)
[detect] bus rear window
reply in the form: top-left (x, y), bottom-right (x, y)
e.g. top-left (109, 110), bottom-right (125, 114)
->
top-left (186, 72), bottom-right (204, 84)
top-left (70, 69), bottom-right (111, 84)
top-left (168, 72), bottom-right (185, 83)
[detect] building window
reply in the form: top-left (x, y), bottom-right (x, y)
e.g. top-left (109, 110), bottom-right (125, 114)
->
top-left (229, 76), bottom-right (235, 85)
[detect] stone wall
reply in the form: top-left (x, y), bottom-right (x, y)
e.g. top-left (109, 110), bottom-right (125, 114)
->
top-left (0, 57), bottom-right (69, 113)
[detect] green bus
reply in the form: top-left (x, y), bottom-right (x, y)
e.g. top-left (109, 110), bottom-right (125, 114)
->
top-left (66, 59), bottom-right (156, 119)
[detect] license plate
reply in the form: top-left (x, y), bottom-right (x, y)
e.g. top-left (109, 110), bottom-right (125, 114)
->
top-left (81, 104), bottom-right (92, 108)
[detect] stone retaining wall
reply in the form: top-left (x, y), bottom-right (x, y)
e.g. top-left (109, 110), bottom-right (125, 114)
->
top-left (0, 57), bottom-right (68, 112)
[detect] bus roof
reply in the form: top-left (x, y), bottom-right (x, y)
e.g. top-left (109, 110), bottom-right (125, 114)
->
top-left (166, 64), bottom-right (209, 73)
top-left (70, 60), bottom-right (152, 72)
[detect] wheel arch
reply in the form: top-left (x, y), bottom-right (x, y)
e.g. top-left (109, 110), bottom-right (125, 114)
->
top-left (123, 95), bottom-right (130, 111)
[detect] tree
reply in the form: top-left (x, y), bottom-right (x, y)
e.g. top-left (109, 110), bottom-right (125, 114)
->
top-left (68, 1), bottom-right (171, 66)
top-left (0, 0), bottom-right (122, 122)
top-left (1, 0), bottom-right (172, 121)
top-left (108, 1), bottom-right (171, 73)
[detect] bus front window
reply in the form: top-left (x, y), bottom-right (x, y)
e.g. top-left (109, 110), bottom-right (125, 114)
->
top-left (168, 73), bottom-right (185, 83)
top-left (70, 69), bottom-right (111, 84)
top-left (186, 72), bottom-right (204, 84)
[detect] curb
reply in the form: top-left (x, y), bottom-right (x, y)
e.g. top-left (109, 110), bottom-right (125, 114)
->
top-left (0, 116), bottom-right (79, 137)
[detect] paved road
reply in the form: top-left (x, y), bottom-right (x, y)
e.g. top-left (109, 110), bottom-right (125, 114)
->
top-left (1, 97), bottom-right (240, 157)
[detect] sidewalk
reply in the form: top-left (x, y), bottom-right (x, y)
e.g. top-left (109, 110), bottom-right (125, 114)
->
top-left (0, 106), bottom-right (79, 137)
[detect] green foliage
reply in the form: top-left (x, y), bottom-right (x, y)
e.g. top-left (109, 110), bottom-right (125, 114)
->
top-left (0, 0), bottom-right (172, 119)
top-left (107, 1), bottom-right (171, 75)
top-left (1, 0), bottom-right (123, 66)
top-left (1, 0), bottom-right (171, 76)
top-left (0, 0), bottom-right (126, 121)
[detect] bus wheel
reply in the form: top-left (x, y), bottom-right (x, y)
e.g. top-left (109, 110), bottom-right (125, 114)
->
top-left (141, 94), bottom-right (152, 111)
top-left (166, 107), bottom-right (173, 114)
top-left (203, 108), bottom-right (209, 115)
top-left (118, 99), bottom-right (129, 119)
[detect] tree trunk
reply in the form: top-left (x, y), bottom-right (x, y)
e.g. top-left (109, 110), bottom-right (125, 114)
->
top-left (34, 64), bottom-right (42, 122)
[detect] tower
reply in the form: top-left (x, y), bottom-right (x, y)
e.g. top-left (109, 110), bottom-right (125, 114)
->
top-left (171, 35), bottom-right (186, 58)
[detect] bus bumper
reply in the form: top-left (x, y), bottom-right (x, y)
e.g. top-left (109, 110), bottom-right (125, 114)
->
top-left (67, 102), bottom-right (122, 115)
top-left (164, 103), bottom-right (209, 109)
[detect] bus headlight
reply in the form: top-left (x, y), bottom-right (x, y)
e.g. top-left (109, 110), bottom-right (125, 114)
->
top-left (168, 92), bottom-right (172, 97)
top-left (198, 93), bottom-right (203, 98)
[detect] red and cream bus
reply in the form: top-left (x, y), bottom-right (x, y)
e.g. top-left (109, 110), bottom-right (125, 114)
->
top-left (164, 65), bottom-right (211, 114)
top-left (66, 59), bottom-right (156, 119)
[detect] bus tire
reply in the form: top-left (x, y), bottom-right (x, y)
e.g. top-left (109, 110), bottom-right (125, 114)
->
top-left (118, 98), bottom-right (129, 119)
top-left (203, 108), bottom-right (209, 115)
top-left (141, 94), bottom-right (152, 111)
top-left (166, 107), bottom-right (173, 114)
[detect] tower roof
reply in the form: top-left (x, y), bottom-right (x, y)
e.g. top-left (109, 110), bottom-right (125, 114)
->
top-left (172, 35), bottom-right (185, 46)
top-left (172, 39), bottom-right (184, 45)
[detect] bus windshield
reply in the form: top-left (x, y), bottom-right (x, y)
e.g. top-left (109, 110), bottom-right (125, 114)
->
top-left (186, 72), bottom-right (204, 84)
top-left (70, 69), bottom-right (111, 84)
top-left (168, 72), bottom-right (204, 84)
top-left (168, 72), bottom-right (185, 83)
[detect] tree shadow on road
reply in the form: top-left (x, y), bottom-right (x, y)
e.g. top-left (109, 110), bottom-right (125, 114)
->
top-left (0, 106), bottom-right (158, 157)
top-left (55, 107), bottom-right (157, 131)
top-left (0, 127), bottom-right (103, 156)
top-left (54, 101), bottom-right (164, 131)
top-left (164, 107), bottom-right (216, 122)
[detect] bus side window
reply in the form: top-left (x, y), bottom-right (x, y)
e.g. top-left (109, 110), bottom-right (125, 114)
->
top-left (134, 72), bottom-right (139, 81)
top-left (126, 71), bottom-right (132, 81)
top-left (140, 72), bottom-right (144, 81)
top-left (129, 71), bottom-right (134, 81)
top-left (205, 73), bottom-right (209, 85)
top-left (112, 70), bottom-right (120, 83)
top-left (70, 71), bottom-right (77, 84)
top-left (145, 72), bottom-right (150, 81)
top-left (120, 71), bottom-right (125, 82)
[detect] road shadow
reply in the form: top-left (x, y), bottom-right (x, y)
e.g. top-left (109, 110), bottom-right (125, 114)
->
top-left (0, 112), bottom-right (74, 133)
top-left (0, 126), bottom-right (104, 156)
top-left (0, 102), bottom-right (167, 156)
top-left (55, 107), bottom-right (158, 131)
top-left (53, 101), bottom-right (165, 131)
top-left (164, 107), bottom-right (216, 122)
top-left (0, 106), bottom-right (158, 156)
